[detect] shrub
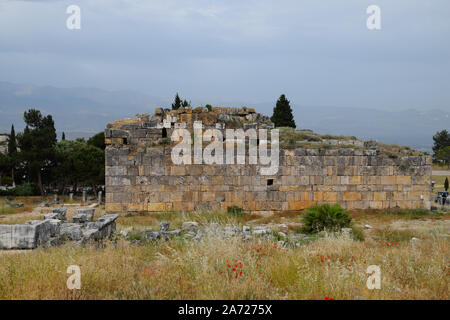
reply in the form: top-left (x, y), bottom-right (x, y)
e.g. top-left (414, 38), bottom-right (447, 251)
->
top-left (227, 205), bottom-right (244, 216)
top-left (351, 226), bottom-right (365, 241)
top-left (205, 104), bottom-right (212, 111)
top-left (301, 204), bottom-right (351, 233)
top-left (12, 184), bottom-right (40, 196)
top-left (0, 176), bottom-right (13, 186)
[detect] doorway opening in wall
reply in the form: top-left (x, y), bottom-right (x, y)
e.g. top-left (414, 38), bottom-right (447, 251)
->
top-left (267, 179), bottom-right (274, 186)
top-left (162, 128), bottom-right (167, 138)
top-left (123, 138), bottom-right (128, 145)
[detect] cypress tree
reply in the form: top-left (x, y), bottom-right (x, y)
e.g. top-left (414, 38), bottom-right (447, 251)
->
top-left (270, 94), bottom-right (296, 128)
top-left (8, 124), bottom-right (17, 186)
top-left (171, 93), bottom-right (182, 110)
top-left (8, 125), bottom-right (17, 155)
top-left (62, 132), bottom-right (66, 141)
top-left (445, 177), bottom-right (449, 192)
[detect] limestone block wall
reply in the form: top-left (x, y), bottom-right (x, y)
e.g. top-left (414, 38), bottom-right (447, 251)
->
top-left (105, 146), bottom-right (432, 214)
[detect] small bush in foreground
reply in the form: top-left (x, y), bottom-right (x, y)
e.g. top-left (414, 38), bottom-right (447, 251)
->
top-left (227, 205), bottom-right (244, 217)
top-left (302, 204), bottom-right (351, 233)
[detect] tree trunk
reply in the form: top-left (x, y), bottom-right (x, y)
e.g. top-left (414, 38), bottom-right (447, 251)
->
top-left (92, 184), bottom-right (98, 200)
top-left (37, 169), bottom-right (44, 197)
top-left (11, 167), bottom-right (15, 188)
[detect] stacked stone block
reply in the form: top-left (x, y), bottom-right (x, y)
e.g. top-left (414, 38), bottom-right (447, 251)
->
top-left (105, 145), bottom-right (432, 214)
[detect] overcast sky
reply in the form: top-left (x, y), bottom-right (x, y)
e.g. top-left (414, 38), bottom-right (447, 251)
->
top-left (1, 0), bottom-right (449, 110)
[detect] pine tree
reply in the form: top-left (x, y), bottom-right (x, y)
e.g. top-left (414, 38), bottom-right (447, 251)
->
top-left (171, 93), bottom-right (182, 110)
top-left (62, 132), bottom-right (66, 141)
top-left (18, 109), bottom-right (57, 196)
top-left (445, 177), bottom-right (449, 192)
top-left (270, 94), bottom-right (296, 128)
top-left (432, 130), bottom-right (450, 156)
top-left (8, 124), bottom-right (17, 186)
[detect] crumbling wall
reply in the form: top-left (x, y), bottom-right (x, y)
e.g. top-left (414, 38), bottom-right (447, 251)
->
top-left (105, 147), bottom-right (432, 214)
top-left (105, 108), bottom-right (432, 214)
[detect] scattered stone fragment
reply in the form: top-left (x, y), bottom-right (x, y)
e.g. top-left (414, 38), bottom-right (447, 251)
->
top-left (181, 221), bottom-right (199, 233)
top-left (86, 214), bottom-right (119, 239)
top-left (184, 231), bottom-right (196, 239)
top-left (410, 237), bottom-right (421, 243)
top-left (341, 228), bottom-right (353, 234)
top-left (60, 223), bottom-right (83, 241)
top-left (38, 202), bottom-right (50, 208)
top-left (44, 207), bottom-right (67, 220)
top-left (145, 232), bottom-right (161, 241)
top-left (279, 224), bottom-right (288, 233)
top-left (160, 222), bottom-right (170, 232)
top-left (73, 208), bottom-right (95, 223)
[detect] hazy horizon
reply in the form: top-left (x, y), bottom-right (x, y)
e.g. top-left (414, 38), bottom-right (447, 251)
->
top-left (0, 0), bottom-right (449, 151)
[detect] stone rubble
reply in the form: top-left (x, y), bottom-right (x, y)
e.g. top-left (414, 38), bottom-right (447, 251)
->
top-left (72, 208), bottom-right (95, 223)
top-left (44, 207), bottom-right (67, 220)
top-left (0, 207), bottom-right (120, 250)
top-left (127, 221), bottom-right (324, 248)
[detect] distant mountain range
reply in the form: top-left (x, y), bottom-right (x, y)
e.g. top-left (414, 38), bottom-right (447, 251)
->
top-left (0, 81), bottom-right (448, 152)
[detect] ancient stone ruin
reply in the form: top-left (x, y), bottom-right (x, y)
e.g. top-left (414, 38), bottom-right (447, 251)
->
top-left (0, 207), bottom-right (119, 250)
top-left (105, 107), bottom-right (432, 214)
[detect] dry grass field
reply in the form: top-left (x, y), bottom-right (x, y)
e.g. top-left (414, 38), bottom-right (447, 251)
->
top-left (0, 199), bottom-right (449, 300)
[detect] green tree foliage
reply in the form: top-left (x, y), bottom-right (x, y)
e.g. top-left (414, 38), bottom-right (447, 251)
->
top-left (432, 130), bottom-right (450, 156)
top-left (8, 124), bottom-right (17, 185)
top-left (54, 139), bottom-right (86, 193)
top-left (301, 204), bottom-right (351, 233)
top-left (445, 177), bottom-right (449, 191)
top-left (54, 134), bottom-right (105, 194)
top-left (87, 131), bottom-right (106, 150)
top-left (17, 109), bottom-right (57, 196)
top-left (172, 93), bottom-right (182, 110)
top-left (436, 146), bottom-right (450, 166)
top-left (73, 144), bottom-right (105, 194)
top-left (270, 94), bottom-right (296, 128)
top-left (62, 132), bottom-right (66, 141)
top-left (8, 125), bottom-right (17, 156)
top-left (0, 153), bottom-right (9, 178)
top-left (182, 99), bottom-right (190, 108)
top-left (172, 93), bottom-right (190, 110)
top-left (5, 111), bottom-right (105, 197)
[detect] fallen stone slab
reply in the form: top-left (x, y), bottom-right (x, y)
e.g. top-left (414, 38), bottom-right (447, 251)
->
top-left (25, 220), bottom-right (54, 245)
top-left (44, 207), bottom-right (67, 220)
top-left (38, 202), bottom-right (50, 208)
top-left (0, 220), bottom-right (53, 249)
top-left (60, 223), bottom-right (83, 241)
top-left (73, 214), bottom-right (89, 224)
top-left (181, 221), bottom-right (199, 233)
top-left (145, 231), bottom-right (161, 241)
top-left (85, 214), bottom-right (120, 239)
top-left (160, 222), bottom-right (170, 232)
top-left (73, 208), bottom-right (95, 223)
top-left (77, 208), bottom-right (95, 217)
